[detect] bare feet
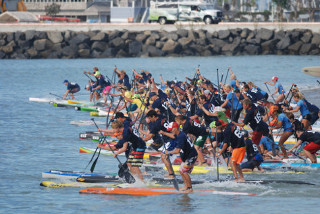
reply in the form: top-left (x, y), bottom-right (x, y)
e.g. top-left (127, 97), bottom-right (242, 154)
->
top-left (238, 178), bottom-right (246, 183)
top-left (180, 187), bottom-right (193, 193)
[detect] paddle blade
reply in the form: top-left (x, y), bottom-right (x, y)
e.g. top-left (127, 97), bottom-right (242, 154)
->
top-left (90, 156), bottom-right (99, 173)
top-left (167, 155), bottom-right (179, 191)
top-left (118, 162), bottom-right (135, 184)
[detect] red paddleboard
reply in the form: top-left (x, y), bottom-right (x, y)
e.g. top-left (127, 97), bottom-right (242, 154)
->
top-left (79, 187), bottom-right (256, 196)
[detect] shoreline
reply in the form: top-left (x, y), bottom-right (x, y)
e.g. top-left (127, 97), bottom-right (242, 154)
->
top-left (1, 22), bottom-right (320, 33)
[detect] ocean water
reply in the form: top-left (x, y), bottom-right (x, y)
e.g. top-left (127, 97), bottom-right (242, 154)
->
top-left (0, 55), bottom-right (319, 214)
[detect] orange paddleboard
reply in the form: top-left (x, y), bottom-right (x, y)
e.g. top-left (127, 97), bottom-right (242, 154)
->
top-left (79, 187), bottom-right (256, 196)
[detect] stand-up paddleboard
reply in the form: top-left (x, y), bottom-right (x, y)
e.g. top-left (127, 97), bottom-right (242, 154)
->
top-left (79, 187), bottom-right (256, 196)
top-left (76, 175), bottom-right (121, 183)
top-left (40, 181), bottom-right (115, 188)
top-left (41, 170), bottom-right (116, 179)
top-left (302, 66), bottom-right (320, 77)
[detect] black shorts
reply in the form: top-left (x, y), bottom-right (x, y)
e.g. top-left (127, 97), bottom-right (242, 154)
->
top-left (303, 114), bottom-right (312, 121)
top-left (240, 160), bottom-right (262, 170)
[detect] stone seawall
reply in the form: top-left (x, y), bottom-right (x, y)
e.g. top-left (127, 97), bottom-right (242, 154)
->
top-left (0, 28), bottom-right (319, 59)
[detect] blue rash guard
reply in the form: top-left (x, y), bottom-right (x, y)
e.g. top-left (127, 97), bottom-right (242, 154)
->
top-left (275, 82), bottom-right (285, 95)
top-left (230, 80), bottom-right (237, 89)
top-left (175, 131), bottom-right (198, 162)
top-left (296, 99), bottom-right (310, 116)
top-left (259, 136), bottom-right (278, 151)
top-left (278, 113), bottom-right (293, 132)
top-left (226, 92), bottom-right (242, 110)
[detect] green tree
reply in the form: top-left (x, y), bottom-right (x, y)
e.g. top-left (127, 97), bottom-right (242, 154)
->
top-left (272, 0), bottom-right (290, 21)
top-left (45, 3), bottom-right (61, 18)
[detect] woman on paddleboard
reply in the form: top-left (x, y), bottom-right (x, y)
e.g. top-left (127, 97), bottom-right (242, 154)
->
top-left (264, 76), bottom-right (285, 104)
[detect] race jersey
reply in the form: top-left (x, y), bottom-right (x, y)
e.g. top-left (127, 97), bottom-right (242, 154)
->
top-left (259, 136), bottom-right (278, 151)
top-left (185, 98), bottom-right (197, 117)
top-left (275, 82), bottom-right (285, 94)
top-left (67, 82), bottom-right (80, 90)
top-left (257, 87), bottom-right (267, 96)
top-left (175, 131), bottom-right (198, 162)
top-left (123, 74), bottom-right (131, 90)
top-left (278, 113), bottom-right (292, 131)
top-left (216, 111), bottom-right (230, 123)
top-left (117, 125), bottom-right (146, 151)
top-left (226, 91), bottom-right (242, 110)
top-left (223, 123), bottom-right (245, 149)
top-left (299, 132), bottom-right (320, 145)
top-left (296, 99), bottom-right (310, 116)
top-left (245, 138), bottom-right (262, 161)
top-left (243, 105), bottom-right (268, 133)
top-left (244, 90), bottom-right (257, 103)
top-left (152, 96), bottom-right (175, 122)
top-left (182, 118), bottom-right (207, 138)
top-left (251, 87), bottom-right (264, 101)
top-left (149, 116), bottom-right (171, 143)
top-left (97, 75), bottom-right (110, 88)
top-left (196, 101), bottom-right (217, 126)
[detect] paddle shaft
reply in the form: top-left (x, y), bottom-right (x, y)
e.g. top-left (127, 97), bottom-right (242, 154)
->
top-left (264, 83), bottom-right (276, 103)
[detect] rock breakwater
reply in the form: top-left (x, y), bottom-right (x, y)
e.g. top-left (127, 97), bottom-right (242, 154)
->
top-left (0, 28), bottom-right (319, 59)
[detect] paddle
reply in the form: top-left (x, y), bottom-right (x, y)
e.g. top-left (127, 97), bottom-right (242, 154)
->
top-left (224, 67), bottom-right (229, 85)
top-left (91, 118), bottom-right (135, 183)
top-left (160, 136), bottom-right (179, 191)
top-left (317, 80), bottom-right (320, 86)
top-left (49, 93), bottom-right (63, 99)
top-left (264, 83), bottom-right (276, 103)
top-left (89, 97), bottom-right (121, 173)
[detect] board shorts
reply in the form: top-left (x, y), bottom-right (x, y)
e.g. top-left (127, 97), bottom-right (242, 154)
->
top-left (102, 86), bottom-right (111, 95)
top-left (240, 160), bottom-right (261, 170)
top-left (304, 142), bottom-right (320, 154)
top-left (161, 139), bottom-right (177, 154)
top-left (128, 104), bottom-right (138, 112)
top-left (194, 134), bottom-right (208, 148)
top-left (127, 148), bottom-right (145, 167)
top-left (240, 153), bottom-right (263, 169)
top-left (252, 131), bottom-right (263, 146)
top-left (310, 112), bottom-right (319, 125)
top-left (303, 114), bottom-right (312, 121)
top-left (179, 156), bottom-right (198, 174)
top-left (70, 87), bottom-right (80, 94)
top-left (231, 146), bottom-right (246, 164)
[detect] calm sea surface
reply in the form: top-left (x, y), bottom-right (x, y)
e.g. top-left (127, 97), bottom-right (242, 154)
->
top-left (0, 55), bottom-right (319, 214)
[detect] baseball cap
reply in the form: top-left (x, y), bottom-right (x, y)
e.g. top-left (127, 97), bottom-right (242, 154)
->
top-left (269, 105), bottom-right (279, 114)
top-left (114, 112), bottom-right (125, 119)
top-left (94, 71), bottom-right (101, 76)
top-left (113, 132), bottom-right (123, 137)
top-left (63, 80), bottom-right (68, 83)
top-left (167, 122), bottom-right (179, 131)
top-left (209, 119), bottom-right (228, 128)
top-left (271, 76), bottom-right (278, 81)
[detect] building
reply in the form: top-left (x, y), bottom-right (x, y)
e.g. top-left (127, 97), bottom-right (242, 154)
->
top-left (24, 0), bottom-right (111, 22)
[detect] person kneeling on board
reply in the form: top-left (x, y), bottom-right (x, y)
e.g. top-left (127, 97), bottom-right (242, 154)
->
top-left (288, 128), bottom-right (320, 163)
top-left (63, 80), bottom-right (80, 100)
top-left (240, 130), bottom-right (264, 172)
top-left (165, 122), bottom-right (198, 193)
top-left (98, 120), bottom-right (146, 181)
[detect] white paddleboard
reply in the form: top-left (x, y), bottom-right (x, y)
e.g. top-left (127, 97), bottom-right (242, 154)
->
top-left (302, 66), bottom-right (320, 77)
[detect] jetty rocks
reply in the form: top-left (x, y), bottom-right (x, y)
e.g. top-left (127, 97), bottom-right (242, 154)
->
top-left (0, 28), bottom-right (319, 59)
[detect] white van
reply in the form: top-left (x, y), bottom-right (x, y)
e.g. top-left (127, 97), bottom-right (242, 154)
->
top-left (149, 1), bottom-right (223, 24)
